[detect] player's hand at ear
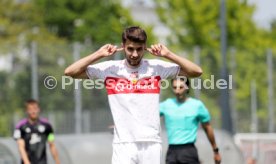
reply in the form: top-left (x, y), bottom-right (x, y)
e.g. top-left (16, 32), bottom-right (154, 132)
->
top-left (98, 44), bottom-right (121, 57)
top-left (147, 43), bottom-right (170, 57)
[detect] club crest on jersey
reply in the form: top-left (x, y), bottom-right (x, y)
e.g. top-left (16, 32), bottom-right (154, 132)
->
top-left (38, 125), bottom-right (45, 133)
top-left (130, 72), bottom-right (139, 84)
top-left (25, 127), bottom-right (31, 133)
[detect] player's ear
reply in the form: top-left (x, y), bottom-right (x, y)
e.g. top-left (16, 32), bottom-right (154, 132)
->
top-left (186, 89), bottom-right (190, 94)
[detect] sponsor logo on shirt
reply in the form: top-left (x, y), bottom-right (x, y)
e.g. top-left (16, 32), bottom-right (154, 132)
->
top-left (105, 76), bottom-right (161, 95)
top-left (29, 133), bottom-right (41, 145)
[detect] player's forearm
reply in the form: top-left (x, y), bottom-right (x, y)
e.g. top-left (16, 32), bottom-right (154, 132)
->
top-left (207, 130), bottom-right (217, 149)
top-left (204, 125), bottom-right (221, 163)
top-left (52, 152), bottom-right (60, 164)
top-left (164, 51), bottom-right (202, 77)
top-left (17, 140), bottom-right (30, 164)
top-left (204, 125), bottom-right (218, 149)
top-left (50, 145), bottom-right (60, 164)
top-left (64, 51), bottom-right (104, 78)
top-left (19, 147), bottom-right (30, 164)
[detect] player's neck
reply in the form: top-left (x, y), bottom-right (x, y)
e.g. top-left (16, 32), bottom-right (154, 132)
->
top-left (177, 96), bottom-right (188, 103)
top-left (125, 59), bottom-right (142, 69)
top-left (28, 118), bottom-right (39, 124)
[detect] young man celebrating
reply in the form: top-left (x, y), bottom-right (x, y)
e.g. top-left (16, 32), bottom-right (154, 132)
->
top-left (160, 78), bottom-right (221, 164)
top-left (13, 99), bottom-right (60, 164)
top-left (64, 26), bottom-right (202, 164)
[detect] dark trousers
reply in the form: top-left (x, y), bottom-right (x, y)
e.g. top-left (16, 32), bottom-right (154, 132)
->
top-left (166, 143), bottom-right (200, 164)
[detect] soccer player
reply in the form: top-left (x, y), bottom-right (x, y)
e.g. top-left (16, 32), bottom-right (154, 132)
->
top-left (64, 26), bottom-right (202, 164)
top-left (160, 78), bottom-right (221, 164)
top-left (13, 99), bottom-right (60, 164)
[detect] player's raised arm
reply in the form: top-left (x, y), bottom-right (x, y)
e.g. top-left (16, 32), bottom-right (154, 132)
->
top-left (147, 44), bottom-right (202, 77)
top-left (64, 44), bottom-right (123, 79)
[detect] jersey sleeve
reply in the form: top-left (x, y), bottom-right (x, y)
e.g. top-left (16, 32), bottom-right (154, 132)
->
top-left (153, 60), bottom-right (180, 79)
top-left (13, 120), bottom-right (27, 140)
top-left (46, 123), bottom-right (55, 142)
top-left (197, 101), bottom-right (211, 123)
top-left (13, 128), bottom-right (23, 140)
top-left (47, 123), bottom-right (54, 134)
top-left (159, 100), bottom-right (167, 116)
top-left (86, 61), bottom-right (115, 79)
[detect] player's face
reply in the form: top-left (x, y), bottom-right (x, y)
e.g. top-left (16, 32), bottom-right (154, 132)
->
top-left (123, 40), bottom-right (145, 67)
top-left (26, 103), bottom-right (40, 120)
top-left (172, 80), bottom-right (188, 100)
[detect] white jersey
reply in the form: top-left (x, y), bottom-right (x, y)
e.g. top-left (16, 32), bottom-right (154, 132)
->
top-left (86, 59), bottom-right (180, 143)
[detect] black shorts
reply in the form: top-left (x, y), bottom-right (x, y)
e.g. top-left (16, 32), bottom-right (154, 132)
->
top-left (166, 143), bottom-right (200, 164)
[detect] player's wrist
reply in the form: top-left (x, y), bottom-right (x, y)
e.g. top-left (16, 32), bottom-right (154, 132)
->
top-left (213, 147), bottom-right (219, 154)
top-left (93, 50), bottom-right (106, 59)
top-left (163, 50), bottom-right (174, 59)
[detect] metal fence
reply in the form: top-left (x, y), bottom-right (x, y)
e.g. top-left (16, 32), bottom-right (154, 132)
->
top-left (12, 109), bottom-right (114, 135)
top-left (235, 133), bottom-right (276, 164)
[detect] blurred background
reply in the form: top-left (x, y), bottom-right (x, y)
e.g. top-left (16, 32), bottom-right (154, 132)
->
top-left (0, 0), bottom-right (275, 163)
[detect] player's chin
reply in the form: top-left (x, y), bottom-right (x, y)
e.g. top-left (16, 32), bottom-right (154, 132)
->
top-left (176, 95), bottom-right (183, 99)
top-left (30, 115), bottom-right (38, 119)
top-left (129, 59), bottom-right (141, 66)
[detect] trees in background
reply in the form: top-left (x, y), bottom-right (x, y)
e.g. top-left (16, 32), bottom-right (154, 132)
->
top-left (156, 0), bottom-right (276, 132)
top-left (0, 0), bottom-right (141, 136)
top-left (34, 0), bottom-right (134, 43)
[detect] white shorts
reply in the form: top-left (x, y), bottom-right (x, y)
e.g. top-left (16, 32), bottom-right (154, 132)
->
top-left (112, 142), bottom-right (162, 164)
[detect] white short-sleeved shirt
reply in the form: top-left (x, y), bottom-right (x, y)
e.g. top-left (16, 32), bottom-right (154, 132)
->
top-left (86, 59), bottom-right (180, 143)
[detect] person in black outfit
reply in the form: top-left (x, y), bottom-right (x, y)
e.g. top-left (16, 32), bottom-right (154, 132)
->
top-left (13, 99), bottom-right (60, 164)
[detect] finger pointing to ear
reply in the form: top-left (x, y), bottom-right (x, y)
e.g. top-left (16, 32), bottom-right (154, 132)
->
top-left (146, 48), bottom-right (153, 54)
top-left (116, 47), bottom-right (124, 52)
top-left (158, 44), bottom-right (162, 49)
top-left (111, 46), bottom-right (117, 53)
top-left (151, 45), bottom-right (157, 52)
